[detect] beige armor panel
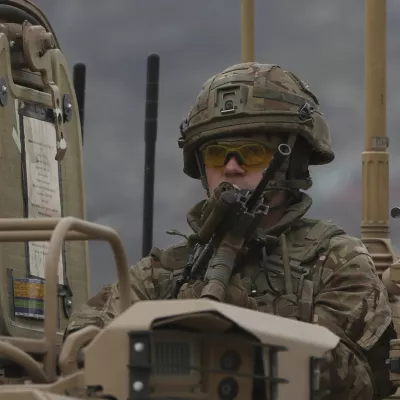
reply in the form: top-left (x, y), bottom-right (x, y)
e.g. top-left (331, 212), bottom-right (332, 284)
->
top-left (0, 9), bottom-right (88, 342)
top-left (81, 299), bottom-right (339, 400)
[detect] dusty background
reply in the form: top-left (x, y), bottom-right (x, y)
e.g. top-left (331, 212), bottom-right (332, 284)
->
top-left (35, 0), bottom-right (400, 292)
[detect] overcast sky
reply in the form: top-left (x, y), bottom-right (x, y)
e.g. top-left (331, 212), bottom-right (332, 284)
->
top-left (34, 0), bottom-right (400, 293)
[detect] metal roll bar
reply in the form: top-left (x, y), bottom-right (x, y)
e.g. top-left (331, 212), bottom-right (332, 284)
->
top-left (0, 216), bottom-right (132, 383)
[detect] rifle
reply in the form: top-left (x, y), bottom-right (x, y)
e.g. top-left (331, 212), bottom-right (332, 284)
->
top-left (173, 143), bottom-right (292, 301)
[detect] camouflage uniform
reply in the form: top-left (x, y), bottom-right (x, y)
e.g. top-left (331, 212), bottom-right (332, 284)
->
top-left (67, 63), bottom-right (396, 399)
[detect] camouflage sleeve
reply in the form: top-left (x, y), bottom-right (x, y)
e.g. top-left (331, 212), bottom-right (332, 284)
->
top-left (65, 252), bottom-right (175, 335)
top-left (314, 234), bottom-right (396, 399)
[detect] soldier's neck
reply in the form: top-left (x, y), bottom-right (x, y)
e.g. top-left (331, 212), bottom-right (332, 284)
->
top-left (260, 191), bottom-right (288, 229)
top-left (261, 208), bottom-right (286, 229)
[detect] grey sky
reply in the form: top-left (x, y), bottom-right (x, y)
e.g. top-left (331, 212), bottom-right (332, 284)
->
top-left (35, 0), bottom-right (400, 293)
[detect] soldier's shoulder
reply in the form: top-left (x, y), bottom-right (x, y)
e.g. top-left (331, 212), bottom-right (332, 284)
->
top-left (291, 217), bottom-right (346, 239)
top-left (285, 217), bottom-right (347, 256)
top-left (296, 217), bottom-right (370, 258)
top-left (131, 239), bottom-right (190, 274)
top-left (287, 217), bottom-right (372, 266)
top-left (326, 232), bottom-right (370, 255)
top-left (124, 240), bottom-right (190, 300)
top-left (303, 224), bottom-right (381, 286)
top-left (152, 239), bottom-right (190, 270)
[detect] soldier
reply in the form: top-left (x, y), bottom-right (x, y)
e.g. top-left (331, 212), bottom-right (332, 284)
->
top-left (66, 62), bottom-right (396, 399)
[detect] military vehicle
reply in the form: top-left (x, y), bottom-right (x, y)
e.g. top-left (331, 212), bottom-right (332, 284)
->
top-left (0, 0), bottom-right (396, 399)
top-left (0, 0), bottom-right (88, 341)
top-left (0, 216), bottom-right (339, 400)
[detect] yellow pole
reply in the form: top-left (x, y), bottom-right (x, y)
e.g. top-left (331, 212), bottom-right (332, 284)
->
top-left (241, 0), bottom-right (254, 62)
top-left (362, 0), bottom-right (395, 276)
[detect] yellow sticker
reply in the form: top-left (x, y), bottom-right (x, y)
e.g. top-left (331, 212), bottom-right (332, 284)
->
top-left (13, 278), bottom-right (44, 319)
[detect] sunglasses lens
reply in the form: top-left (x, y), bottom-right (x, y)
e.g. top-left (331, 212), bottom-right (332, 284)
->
top-left (239, 144), bottom-right (270, 166)
top-left (204, 145), bottom-right (228, 167)
top-left (203, 143), bottom-right (273, 170)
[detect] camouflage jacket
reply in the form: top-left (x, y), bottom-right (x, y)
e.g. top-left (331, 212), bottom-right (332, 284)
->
top-left (67, 193), bottom-right (396, 399)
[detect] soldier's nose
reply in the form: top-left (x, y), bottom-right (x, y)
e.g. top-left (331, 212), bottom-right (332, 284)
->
top-left (223, 156), bottom-right (245, 176)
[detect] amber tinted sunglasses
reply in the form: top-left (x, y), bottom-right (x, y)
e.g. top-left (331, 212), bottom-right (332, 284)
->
top-left (202, 143), bottom-right (274, 170)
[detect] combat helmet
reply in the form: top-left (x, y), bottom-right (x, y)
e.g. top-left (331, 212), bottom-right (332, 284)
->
top-left (178, 62), bottom-right (334, 192)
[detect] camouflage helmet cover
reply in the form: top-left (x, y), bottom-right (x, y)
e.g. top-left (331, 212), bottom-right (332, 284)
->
top-left (0, 0), bottom-right (60, 47)
top-left (178, 62), bottom-right (334, 179)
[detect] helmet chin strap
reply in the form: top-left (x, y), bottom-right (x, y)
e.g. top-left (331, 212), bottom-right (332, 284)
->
top-left (195, 151), bottom-right (210, 196)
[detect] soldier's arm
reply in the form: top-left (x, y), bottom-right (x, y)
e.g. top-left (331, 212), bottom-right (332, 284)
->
top-left (65, 252), bottom-right (175, 335)
top-left (314, 235), bottom-right (396, 399)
